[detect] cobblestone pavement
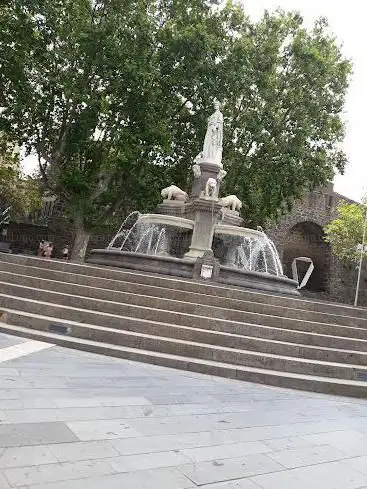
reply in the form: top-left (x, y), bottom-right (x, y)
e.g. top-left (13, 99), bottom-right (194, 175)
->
top-left (1, 332), bottom-right (367, 489)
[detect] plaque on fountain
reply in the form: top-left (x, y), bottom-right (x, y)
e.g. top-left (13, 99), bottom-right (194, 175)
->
top-left (201, 264), bottom-right (213, 279)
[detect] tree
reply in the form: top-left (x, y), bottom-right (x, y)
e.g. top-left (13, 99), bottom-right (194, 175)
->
top-left (0, 1), bottom-right (351, 260)
top-left (324, 201), bottom-right (367, 263)
top-left (0, 135), bottom-right (42, 219)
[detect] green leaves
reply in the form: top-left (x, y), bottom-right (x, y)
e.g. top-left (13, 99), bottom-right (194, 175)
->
top-left (0, 136), bottom-right (42, 218)
top-left (0, 0), bottom-right (351, 245)
top-left (324, 202), bottom-right (367, 263)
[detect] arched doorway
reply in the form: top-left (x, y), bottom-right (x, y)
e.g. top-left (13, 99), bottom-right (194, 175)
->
top-left (283, 221), bottom-right (331, 292)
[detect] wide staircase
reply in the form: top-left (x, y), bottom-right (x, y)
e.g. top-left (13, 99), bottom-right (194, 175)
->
top-left (0, 253), bottom-right (367, 397)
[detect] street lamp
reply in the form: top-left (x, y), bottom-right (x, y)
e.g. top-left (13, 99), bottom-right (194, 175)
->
top-left (354, 209), bottom-right (367, 307)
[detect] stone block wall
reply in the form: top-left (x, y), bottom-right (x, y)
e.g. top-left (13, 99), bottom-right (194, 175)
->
top-left (267, 183), bottom-right (367, 306)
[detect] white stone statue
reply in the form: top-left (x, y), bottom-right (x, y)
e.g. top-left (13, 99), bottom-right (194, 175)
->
top-left (204, 178), bottom-right (218, 198)
top-left (192, 163), bottom-right (201, 178)
top-left (219, 195), bottom-right (242, 212)
top-left (217, 169), bottom-right (227, 182)
top-left (161, 185), bottom-right (188, 202)
top-left (202, 100), bottom-right (223, 166)
top-left (194, 152), bottom-right (203, 163)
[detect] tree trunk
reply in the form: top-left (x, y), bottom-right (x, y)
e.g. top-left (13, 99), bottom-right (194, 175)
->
top-left (71, 218), bottom-right (90, 263)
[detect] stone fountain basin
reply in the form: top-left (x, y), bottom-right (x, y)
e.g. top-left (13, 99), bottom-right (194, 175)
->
top-left (90, 214), bottom-right (298, 296)
top-left (135, 214), bottom-right (194, 230)
top-left (217, 265), bottom-right (299, 296)
top-left (88, 249), bottom-right (195, 278)
top-left (88, 249), bottom-right (299, 296)
top-left (215, 224), bottom-right (265, 239)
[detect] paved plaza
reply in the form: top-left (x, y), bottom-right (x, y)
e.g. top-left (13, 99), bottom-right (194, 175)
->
top-left (1, 333), bottom-right (367, 489)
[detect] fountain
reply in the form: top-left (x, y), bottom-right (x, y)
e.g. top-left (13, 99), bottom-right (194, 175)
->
top-left (89, 101), bottom-right (299, 296)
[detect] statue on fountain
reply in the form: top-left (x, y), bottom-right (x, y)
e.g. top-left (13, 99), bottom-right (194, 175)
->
top-left (201, 100), bottom-right (223, 167)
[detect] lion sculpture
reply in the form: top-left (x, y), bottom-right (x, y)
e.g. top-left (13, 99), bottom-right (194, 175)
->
top-left (161, 185), bottom-right (188, 202)
top-left (219, 194), bottom-right (242, 212)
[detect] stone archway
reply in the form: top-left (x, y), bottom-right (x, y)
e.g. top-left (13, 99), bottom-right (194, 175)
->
top-left (282, 221), bottom-right (331, 292)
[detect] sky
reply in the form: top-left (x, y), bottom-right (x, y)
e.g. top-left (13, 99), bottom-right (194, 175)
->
top-left (22, 0), bottom-right (366, 201)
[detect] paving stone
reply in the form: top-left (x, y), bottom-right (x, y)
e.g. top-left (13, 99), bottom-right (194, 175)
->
top-left (0, 340), bottom-right (54, 364)
top-left (251, 459), bottom-right (367, 489)
top-left (0, 367), bottom-right (20, 376)
top-left (109, 431), bottom-right (219, 455)
top-left (0, 389), bottom-right (20, 400)
top-left (199, 480), bottom-right (262, 489)
top-left (0, 409), bottom-right (9, 423)
top-left (178, 454), bottom-right (284, 486)
top-left (267, 444), bottom-right (347, 468)
top-left (4, 405), bottom-right (166, 423)
top-left (66, 419), bottom-right (142, 441)
top-left (49, 441), bottom-right (119, 462)
top-left (262, 436), bottom-right (313, 451)
top-left (0, 445), bottom-right (58, 468)
top-left (3, 458), bottom-right (116, 487)
top-left (109, 450), bottom-right (192, 472)
top-left (52, 396), bottom-right (152, 408)
top-left (166, 403), bottom-right (241, 416)
top-left (2, 398), bottom-right (57, 409)
top-left (15, 467), bottom-right (195, 489)
top-left (128, 415), bottom-right (214, 436)
top-left (301, 430), bottom-right (367, 457)
top-left (128, 411), bottom-right (328, 438)
top-left (0, 333), bottom-right (26, 349)
top-left (344, 456), bottom-right (367, 475)
top-left (146, 394), bottom-right (217, 405)
top-left (182, 441), bottom-right (271, 462)
top-left (0, 422), bottom-right (79, 448)
top-left (0, 472), bottom-right (10, 489)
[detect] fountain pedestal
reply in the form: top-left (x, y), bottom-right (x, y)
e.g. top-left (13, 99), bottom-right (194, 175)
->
top-left (191, 161), bottom-right (223, 198)
top-left (184, 198), bottom-right (222, 259)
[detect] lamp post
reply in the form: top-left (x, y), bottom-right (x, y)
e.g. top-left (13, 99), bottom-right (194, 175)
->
top-left (354, 209), bottom-right (367, 307)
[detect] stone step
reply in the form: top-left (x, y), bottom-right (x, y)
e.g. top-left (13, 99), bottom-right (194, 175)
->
top-left (1, 321), bottom-right (367, 397)
top-left (1, 280), bottom-right (366, 343)
top-left (0, 253), bottom-right (364, 318)
top-left (2, 293), bottom-right (367, 357)
top-left (2, 305), bottom-right (367, 366)
top-left (0, 265), bottom-right (365, 330)
top-left (1, 252), bottom-right (366, 396)
top-left (1, 309), bottom-right (367, 381)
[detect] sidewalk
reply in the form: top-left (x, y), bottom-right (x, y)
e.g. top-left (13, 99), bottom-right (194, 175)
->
top-left (1, 332), bottom-right (367, 489)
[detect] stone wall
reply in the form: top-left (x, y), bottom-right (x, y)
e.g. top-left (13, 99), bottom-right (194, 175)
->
top-left (267, 183), bottom-right (367, 306)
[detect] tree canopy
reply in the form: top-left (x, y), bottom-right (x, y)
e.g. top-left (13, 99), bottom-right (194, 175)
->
top-left (0, 0), bottom-right (351, 259)
top-left (324, 201), bottom-right (367, 263)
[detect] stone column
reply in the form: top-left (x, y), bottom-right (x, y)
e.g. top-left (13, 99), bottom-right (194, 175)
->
top-left (184, 199), bottom-right (222, 259)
